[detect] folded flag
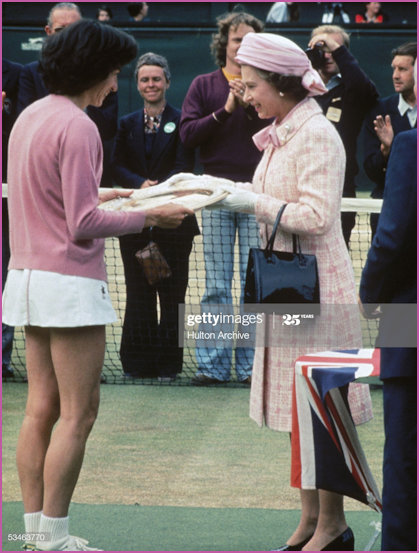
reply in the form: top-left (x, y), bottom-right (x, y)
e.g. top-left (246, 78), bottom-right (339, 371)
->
top-left (291, 349), bottom-right (382, 512)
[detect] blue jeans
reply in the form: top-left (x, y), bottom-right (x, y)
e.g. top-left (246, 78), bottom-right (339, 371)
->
top-left (195, 209), bottom-right (260, 381)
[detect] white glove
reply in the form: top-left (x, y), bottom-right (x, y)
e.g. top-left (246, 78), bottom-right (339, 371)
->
top-left (209, 184), bottom-right (258, 213)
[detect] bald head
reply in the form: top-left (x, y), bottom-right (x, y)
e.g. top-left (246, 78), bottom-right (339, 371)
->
top-left (45, 2), bottom-right (81, 35)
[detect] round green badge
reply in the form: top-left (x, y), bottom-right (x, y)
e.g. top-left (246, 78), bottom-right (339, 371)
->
top-left (164, 122), bottom-right (176, 134)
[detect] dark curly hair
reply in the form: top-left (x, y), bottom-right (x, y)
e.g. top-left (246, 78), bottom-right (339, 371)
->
top-left (39, 19), bottom-right (137, 95)
top-left (210, 12), bottom-right (264, 68)
top-left (255, 69), bottom-right (309, 103)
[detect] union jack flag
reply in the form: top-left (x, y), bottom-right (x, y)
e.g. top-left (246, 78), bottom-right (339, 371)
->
top-left (291, 349), bottom-right (382, 512)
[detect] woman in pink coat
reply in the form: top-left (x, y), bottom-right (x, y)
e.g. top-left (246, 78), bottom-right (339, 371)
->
top-left (217, 33), bottom-right (372, 551)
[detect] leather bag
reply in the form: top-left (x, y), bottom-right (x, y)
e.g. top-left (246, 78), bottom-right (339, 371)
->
top-left (135, 241), bottom-right (172, 286)
top-left (244, 204), bottom-right (320, 312)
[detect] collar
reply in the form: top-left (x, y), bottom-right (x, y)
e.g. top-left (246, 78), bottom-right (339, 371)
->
top-left (143, 109), bottom-right (164, 134)
top-left (252, 98), bottom-right (323, 151)
top-left (325, 73), bottom-right (342, 91)
top-left (398, 94), bottom-right (417, 127)
top-left (222, 67), bottom-right (241, 82)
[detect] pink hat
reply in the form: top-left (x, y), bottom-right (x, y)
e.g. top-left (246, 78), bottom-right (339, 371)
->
top-left (236, 32), bottom-right (327, 97)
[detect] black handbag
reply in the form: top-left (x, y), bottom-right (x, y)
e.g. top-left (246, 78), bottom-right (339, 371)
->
top-left (244, 204), bottom-right (320, 312)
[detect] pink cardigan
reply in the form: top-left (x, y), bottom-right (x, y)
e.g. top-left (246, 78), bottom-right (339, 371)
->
top-left (7, 95), bottom-right (146, 281)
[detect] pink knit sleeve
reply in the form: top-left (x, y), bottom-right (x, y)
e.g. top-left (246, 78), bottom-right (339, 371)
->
top-left (60, 116), bottom-right (146, 240)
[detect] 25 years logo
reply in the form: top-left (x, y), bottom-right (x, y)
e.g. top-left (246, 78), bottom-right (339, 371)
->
top-left (282, 314), bottom-right (301, 326)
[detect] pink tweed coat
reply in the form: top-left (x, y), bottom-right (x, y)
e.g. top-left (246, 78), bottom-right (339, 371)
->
top-left (249, 98), bottom-right (372, 432)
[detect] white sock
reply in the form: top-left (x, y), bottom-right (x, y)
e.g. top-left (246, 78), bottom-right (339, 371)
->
top-left (23, 511), bottom-right (42, 542)
top-left (38, 514), bottom-right (69, 547)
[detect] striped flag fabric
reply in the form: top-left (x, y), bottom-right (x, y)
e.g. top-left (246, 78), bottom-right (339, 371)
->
top-left (291, 349), bottom-right (382, 512)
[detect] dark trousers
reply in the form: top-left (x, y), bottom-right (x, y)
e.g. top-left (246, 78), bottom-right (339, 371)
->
top-left (2, 200), bottom-right (14, 374)
top-left (119, 232), bottom-right (193, 378)
top-left (341, 212), bottom-right (356, 248)
top-left (341, 184), bottom-right (356, 248)
top-left (370, 212), bottom-right (379, 243)
top-left (382, 374), bottom-right (417, 551)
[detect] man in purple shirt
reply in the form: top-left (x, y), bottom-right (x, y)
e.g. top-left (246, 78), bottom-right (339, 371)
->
top-left (180, 11), bottom-right (269, 385)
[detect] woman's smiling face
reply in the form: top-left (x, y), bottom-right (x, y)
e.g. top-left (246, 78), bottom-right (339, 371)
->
top-left (137, 65), bottom-right (169, 104)
top-left (242, 65), bottom-right (282, 119)
top-left (85, 69), bottom-right (119, 107)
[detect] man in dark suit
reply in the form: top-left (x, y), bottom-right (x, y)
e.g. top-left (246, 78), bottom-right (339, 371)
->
top-left (363, 41), bottom-right (417, 236)
top-left (2, 60), bottom-right (22, 179)
top-left (308, 24), bottom-right (378, 246)
top-left (2, 58), bottom-right (22, 380)
top-left (17, 2), bottom-right (118, 186)
top-left (17, 2), bottom-right (81, 113)
top-left (111, 52), bottom-right (199, 381)
top-left (359, 127), bottom-right (417, 551)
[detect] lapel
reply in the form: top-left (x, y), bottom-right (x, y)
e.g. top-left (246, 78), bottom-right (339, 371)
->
top-left (148, 104), bottom-right (177, 172)
top-left (130, 110), bottom-right (148, 170)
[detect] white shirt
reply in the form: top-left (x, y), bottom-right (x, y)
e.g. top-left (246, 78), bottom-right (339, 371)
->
top-left (266, 2), bottom-right (288, 22)
top-left (398, 94), bottom-right (417, 127)
top-left (325, 73), bottom-right (342, 91)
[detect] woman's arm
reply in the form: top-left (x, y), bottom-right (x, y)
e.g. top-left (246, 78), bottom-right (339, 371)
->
top-left (59, 116), bottom-right (193, 239)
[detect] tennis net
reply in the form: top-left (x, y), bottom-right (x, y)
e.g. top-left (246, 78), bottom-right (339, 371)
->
top-left (2, 186), bottom-right (381, 385)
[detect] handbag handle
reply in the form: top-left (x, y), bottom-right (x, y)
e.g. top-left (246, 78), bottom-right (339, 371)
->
top-left (266, 204), bottom-right (302, 258)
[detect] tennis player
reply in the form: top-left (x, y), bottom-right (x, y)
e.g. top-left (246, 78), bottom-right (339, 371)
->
top-left (2, 20), bottom-right (192, 551)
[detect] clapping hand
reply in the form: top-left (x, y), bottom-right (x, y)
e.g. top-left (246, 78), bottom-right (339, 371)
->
top-left (228, 78), bottom-right (249, 109)
top-left (374, 115), bottom-right (394, 158)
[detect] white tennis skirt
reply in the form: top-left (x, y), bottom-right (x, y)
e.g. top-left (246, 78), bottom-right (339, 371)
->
top-left (2, 269), bottom-right (117, 328)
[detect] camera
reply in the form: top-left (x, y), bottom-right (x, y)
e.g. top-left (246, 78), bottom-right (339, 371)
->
top-left (306, 43), bottom-right (326, 70)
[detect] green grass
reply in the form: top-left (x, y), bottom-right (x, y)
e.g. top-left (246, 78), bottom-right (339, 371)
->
top-left (2, 383), bottom-right (384, 551)
top-left (2, 383), bottom-right (383, 511)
